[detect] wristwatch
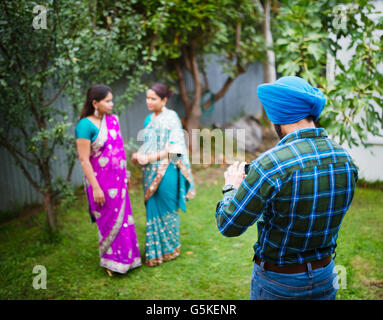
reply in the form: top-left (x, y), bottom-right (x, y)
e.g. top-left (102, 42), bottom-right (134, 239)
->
top-left (222, 184), bottom-right (235, 194)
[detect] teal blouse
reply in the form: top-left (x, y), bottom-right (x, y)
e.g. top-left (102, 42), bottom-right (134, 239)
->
top-left (144, 114), bottom-right (152, 128)
top-left (75, 118), bottom-right (100, 142)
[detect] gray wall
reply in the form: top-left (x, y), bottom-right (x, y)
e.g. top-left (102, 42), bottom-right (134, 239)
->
top-left (0, 56), bottom-right (264, 212)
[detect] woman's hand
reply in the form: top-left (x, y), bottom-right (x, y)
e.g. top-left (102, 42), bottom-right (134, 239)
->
top-left (137, 153), bottom-right (149, 165)
top-left (131, 152), bottom-right (139, 164)
top-left (224, 161), bottom-right (247, 189)
top-left (93, 186), bottom-right (105, 206)
top-left (133, 152), bottom-right (149, 165)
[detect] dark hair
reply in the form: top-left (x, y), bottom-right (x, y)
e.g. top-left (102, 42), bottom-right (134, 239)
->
top-left (306, 115), bottom-right (315, 122)
top-left (80, 84), bottom-right (112, 119)
top-left (274, 116), bottom-right (317, 139)
top-left (273, 124), bottom-right (284, 140)
top-left (150, 83), bottom-right (174, 100)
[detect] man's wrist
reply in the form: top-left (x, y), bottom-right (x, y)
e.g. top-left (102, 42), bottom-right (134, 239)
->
top-left (222, 184), bottom-right (235, 194)
top-left (224, 180), bottom-right (241, 189)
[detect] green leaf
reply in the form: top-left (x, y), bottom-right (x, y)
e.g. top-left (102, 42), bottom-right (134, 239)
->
top-left (307, 42), bottom-right (325, 61)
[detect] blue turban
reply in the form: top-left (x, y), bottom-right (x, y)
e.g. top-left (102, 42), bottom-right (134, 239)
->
top-left (257, 76), bottom-right (326, 125)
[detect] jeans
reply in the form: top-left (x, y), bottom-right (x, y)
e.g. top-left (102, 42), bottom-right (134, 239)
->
top-left (250, 259), bottom-right (338, 300)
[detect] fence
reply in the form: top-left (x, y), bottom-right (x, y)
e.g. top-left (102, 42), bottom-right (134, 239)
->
top-left (0, 56), bottom-right (264, 212)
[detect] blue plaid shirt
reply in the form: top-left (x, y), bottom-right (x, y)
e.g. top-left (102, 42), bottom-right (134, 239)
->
top-left (215, 128), bottom-right (358, 265)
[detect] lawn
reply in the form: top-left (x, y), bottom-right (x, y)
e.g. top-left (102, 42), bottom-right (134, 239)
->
top-left (0, 165), bottom-right (382, 300)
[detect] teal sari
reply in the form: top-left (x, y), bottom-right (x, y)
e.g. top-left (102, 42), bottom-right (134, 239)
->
top-left (139, 108), bottom-right (195, 266)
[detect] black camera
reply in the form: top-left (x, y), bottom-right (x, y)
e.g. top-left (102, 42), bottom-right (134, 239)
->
top-left (244, 163), bottom-right (250, 174)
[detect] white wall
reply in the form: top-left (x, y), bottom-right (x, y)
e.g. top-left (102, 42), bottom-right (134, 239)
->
top-left (343, 143), bottom-right (383, 181)
top-left (338, 1), bottom-right (383, 182)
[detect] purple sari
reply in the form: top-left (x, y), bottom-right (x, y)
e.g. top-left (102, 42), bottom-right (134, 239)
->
top-left (85, 114), bottom-right (141, 274)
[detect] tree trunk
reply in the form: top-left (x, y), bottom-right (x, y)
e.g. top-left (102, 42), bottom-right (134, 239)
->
top-left (262, 0), bottom-right (276, 84)
top-left (185, 104), bottom-right (202, 154)
top-left (178, 43), bottom-right (203, 153)
top-left (41, 157), bottom-right (57, 231)
top-left (44, 192), bottom-right (57, 231)
top-left (177, 35), bottom-right (246, 153)
top-left (256, 0), bottom-right (276, 124)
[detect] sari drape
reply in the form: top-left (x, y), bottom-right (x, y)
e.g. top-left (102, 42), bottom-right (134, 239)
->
top-left (139, 108), bottom-right (195, 266)
top-left (85, 114), bottom-right (141, 273)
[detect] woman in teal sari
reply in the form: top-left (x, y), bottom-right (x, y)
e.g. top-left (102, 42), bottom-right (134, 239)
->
top-left (132, 83), bottom-right (195, 266)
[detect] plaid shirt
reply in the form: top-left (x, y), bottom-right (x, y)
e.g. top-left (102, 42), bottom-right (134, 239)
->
top-left (215, 128), bottom-right (358, 265)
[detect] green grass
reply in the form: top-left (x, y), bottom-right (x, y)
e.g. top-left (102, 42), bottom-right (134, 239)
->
top-left (0, 166), bottom-right (382, 300)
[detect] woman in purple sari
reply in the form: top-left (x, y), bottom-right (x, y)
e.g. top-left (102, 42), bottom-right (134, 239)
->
top-left (75, 85), bottom-right (141, 276)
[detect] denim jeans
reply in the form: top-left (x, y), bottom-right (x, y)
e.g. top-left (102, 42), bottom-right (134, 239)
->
top-left (250, 259), bottom-right (337, 300)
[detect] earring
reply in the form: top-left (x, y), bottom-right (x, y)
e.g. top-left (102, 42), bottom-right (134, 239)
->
top-left (94, 109), bottom-right (99, 117)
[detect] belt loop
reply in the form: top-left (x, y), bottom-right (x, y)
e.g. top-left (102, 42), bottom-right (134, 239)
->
top-left (260, 260), bottom-right (265, 273)
top-left (307, 262), bottom-right (313, 279)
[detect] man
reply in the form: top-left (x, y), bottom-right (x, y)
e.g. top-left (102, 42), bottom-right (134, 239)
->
top-left (215, 76), bottom-right (358, 300)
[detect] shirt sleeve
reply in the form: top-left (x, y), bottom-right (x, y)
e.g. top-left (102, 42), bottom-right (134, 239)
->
top-left (75, 119), bottom-right (93, 141)
top-left (215, 162), bottom-right (275, 237)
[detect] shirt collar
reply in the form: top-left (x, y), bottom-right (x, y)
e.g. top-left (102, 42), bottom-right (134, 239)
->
top-left (277, 128), bottom-right (328, 146)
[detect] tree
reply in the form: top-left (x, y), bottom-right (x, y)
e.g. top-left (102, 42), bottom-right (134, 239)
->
top-left (272, 0), bottom-right (383, 147)
top-left (253, 0), bottom-right (276, 124)
top-left (131, 0), bottom-right (265, 151)
top-left (0, 0), bottom-right (151, 231)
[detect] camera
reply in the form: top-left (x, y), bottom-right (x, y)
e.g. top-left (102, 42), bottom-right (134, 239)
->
top-left (244, 163), bottom-right (250, 174)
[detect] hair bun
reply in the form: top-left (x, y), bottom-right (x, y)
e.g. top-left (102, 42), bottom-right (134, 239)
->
top-left (150, 83), bottom-right (173, 99)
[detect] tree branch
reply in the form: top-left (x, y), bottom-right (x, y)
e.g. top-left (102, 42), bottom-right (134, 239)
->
top-left (0, 137), bottom-right (40, 193)
top-left (175, 59), bottom-right (191, 113)
top-left (203, 77), bottom-right (236, 110)
top-left (143, 2), bottom-right (168, 66)
top-left (201, 65), bottom-right (209, 91)
top-left (8, 46), bottom-right (44, 129)
top-left (202, 22), bottom-right (246, 110)
top-left (182, 46), bottom-right (193, 73)
top-left (0, 31), bottom-right (43, 130)
top-left (143, 34), bottom-right (159, 66)
top-left (215, 77), bottom-right (236, 101)
top-left (236, 21), bottom-right (242, 55)
top-left (190, 42), bottom-right (202, 110)
top-left (235, 22), bottom-right (246, 74)
top-left (0, 138), bottom-right (35, 163)
top-left (43, 81), bottom-right (67, 108)
top-left (66, 158), bottom-right (75, 182)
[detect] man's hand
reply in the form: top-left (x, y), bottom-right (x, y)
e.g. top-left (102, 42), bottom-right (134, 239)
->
top-left (224, 161), bottom-right (247, 189)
